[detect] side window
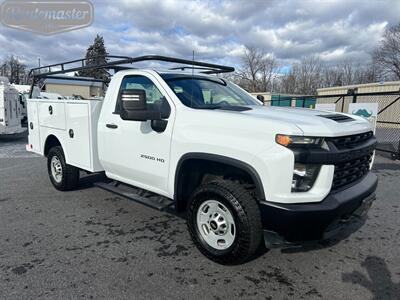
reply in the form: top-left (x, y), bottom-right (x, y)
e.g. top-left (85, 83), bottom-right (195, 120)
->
top-left (115, 75), bottom-right (170, 117)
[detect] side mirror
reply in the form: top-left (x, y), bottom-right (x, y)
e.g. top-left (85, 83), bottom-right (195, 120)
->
top-left (256, 94), bottom-right (264, 103)
top-left (120, 89), bottom-right (161, 121)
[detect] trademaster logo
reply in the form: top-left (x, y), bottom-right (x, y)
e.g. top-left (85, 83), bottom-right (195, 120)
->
top-left (352, 108), bottom-right (373, 118)
top-left (0, 0), bottom-right (94, 35)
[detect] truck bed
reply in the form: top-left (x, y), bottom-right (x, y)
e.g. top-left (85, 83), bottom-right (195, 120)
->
top-left (27, 99), bottom-right (104, 172)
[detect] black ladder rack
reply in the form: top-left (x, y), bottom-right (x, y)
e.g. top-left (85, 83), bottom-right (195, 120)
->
top-left (29, 54), bottom-right (235, 97)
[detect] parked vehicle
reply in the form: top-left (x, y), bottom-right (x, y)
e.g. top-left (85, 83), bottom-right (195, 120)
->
top-left (0, 77), bottom-right (26, 136)
top-left (26, 56), bottom-right (378, 264)
top-left (12, 84), bottom-right (41, 122)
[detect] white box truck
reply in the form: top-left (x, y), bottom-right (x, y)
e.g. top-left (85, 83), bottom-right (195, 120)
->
top-left (26, 56), bottom-right (378, 264)
top-left (12, 84), bottom-right (41, 122)
top-left (0, 77), bottom-right (26, 136)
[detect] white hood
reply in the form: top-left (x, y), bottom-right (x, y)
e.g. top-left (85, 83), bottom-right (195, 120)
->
top-left (240, 106), bottom-right (372, 137)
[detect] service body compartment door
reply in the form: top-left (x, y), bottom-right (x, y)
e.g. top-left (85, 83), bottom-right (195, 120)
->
top-left (39, 101), bottom-right (66, 130)
top-left (65, 102), bottom-right (91, 170)
top-left (27, 101), bottom-right (41, 153)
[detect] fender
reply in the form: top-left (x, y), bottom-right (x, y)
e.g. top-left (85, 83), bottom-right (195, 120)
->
top-left (174, 152), bottom-right (265, 203)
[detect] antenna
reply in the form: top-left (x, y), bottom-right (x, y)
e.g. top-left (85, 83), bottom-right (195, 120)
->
top-left (191, 50), bottom-right (194, 108)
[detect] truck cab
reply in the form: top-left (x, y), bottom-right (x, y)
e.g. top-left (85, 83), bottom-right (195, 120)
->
top-left (26, 55), bottom-right (378, 264)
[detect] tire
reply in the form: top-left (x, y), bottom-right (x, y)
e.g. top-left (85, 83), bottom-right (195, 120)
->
top-left (187, 179), bottom-right (262, 264)
top-left (47, 146), bottom-right (79, 191)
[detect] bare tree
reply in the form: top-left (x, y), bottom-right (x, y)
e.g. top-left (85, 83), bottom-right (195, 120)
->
top-left (373, 23), bottom-right (400, 80)
top-left (232, 43), bottom-right (379, 94)
top-left (321, 65), bottom-right (342, 88)
top-left (278, 56), bottom-right (323, 94)
top-left (1, 56), bottom-right (27, 84)
top-left (278, 57), bottom-right (378, 94)
top-left (238, 46), bottom-right (278, 92)
top-left (239, 46), bottom-right (263, 92)
top-left (324, 60), bottom-right (377, 87)
top-left (259, 54), bottom-right (278, 92)
top-left (298, 56), bottom-right (324, 94)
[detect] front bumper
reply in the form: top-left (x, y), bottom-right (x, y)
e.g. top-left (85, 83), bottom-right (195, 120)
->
top-left (259, 172), bottom-right (378, 247)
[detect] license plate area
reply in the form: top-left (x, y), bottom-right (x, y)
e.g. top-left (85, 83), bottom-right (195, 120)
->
top-left (353, 193), bottom-right (375, 218)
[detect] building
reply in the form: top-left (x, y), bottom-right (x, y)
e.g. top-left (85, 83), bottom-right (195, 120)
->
top-left (251, 92), bottom-right (316, 108)
top-left (317, 81), bottom-right (400, 95)
top-left (43, 76), bottom-right (105, 99)
top-left (316, 81), bottom-right (400, 124)
top-left (318, 81), bottom-right (400, 156)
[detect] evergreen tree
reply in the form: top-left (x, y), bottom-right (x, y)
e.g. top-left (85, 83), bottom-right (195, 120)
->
top-left (78, 35), bottom-right (110, 81)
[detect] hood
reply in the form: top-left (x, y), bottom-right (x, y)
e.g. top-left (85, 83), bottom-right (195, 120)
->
top-left (238, 106), bottom-right (373, 137)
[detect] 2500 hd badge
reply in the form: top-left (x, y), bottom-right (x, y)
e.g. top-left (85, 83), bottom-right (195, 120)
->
top-left (140, 154), bottom-right (165, 163)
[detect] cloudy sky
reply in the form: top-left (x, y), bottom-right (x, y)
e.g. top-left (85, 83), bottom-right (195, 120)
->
top-left (0, 0), bottom-right (399, 70)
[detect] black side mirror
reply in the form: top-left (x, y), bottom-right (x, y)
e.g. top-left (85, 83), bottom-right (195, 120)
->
top-left (256, 94), bottom-right (265, 103)
top-left (120, 89), bottom-right (161, 121)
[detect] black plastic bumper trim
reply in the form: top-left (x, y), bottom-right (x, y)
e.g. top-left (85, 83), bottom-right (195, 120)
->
top-left (259, 172), bottom-right (378, 242)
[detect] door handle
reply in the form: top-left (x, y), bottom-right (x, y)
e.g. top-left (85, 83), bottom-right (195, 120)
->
top-left (106, 123), bottom-right (118, 129)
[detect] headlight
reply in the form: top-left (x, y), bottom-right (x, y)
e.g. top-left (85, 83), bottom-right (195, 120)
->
top-left (291, 163), bottom-right (321, 192)
top-left (276, 134), bottom-right (324, 148)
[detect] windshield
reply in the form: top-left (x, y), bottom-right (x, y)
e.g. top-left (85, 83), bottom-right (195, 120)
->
top-left (163, 76), bottom-right (260, 109)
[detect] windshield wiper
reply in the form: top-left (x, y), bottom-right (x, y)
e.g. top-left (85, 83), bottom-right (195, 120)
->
top-left (217, 105), bottom-right (252, 112)
top-left (194, 105), bottom-right (252, 111)
top-left (192, 104), bottom-right (222, 109)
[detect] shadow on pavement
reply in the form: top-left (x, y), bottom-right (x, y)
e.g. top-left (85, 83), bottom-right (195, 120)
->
top-left (342, 256), bottom-right (400, 300)
top-left (77, 172), bottom-right (108, 190)
top-left (0, 131), bottom-right (28, 143)
top-left (279, 217), bottom-right (366, 254)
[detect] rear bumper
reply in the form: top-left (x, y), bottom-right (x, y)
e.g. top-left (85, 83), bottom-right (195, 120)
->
top-left (259, 172), bottom-right (378, 246)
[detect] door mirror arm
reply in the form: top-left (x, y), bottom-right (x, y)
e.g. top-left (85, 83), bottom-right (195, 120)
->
top-left (151, 119), bottom-right (168, 133)
top-left (256, 94), bottom-right (265, 103)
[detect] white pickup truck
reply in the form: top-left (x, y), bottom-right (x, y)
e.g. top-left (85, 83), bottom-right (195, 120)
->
top-left (27, 56), bottom-right (378, 264)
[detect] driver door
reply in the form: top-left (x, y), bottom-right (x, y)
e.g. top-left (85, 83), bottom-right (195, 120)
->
top-left (99, 74), bottom-right (174, 196)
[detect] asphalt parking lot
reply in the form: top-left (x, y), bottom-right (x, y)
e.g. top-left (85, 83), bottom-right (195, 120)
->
top-left (1, 136), bottom-right (399, 300)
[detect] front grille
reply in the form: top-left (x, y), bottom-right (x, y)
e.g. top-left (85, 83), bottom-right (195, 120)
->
top-left (332, 152), bottom-right (373, 190)
top-left (327, 131), bottom-right (374, 150)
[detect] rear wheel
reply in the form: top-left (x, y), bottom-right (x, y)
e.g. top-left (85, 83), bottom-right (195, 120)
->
top-left (187, 180), bottom-right (262, 264)
top-left (47, 146), bottom-right (79, 191)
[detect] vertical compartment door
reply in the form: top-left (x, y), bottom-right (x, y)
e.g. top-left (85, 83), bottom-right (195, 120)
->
top-left (65, 103), bottom-right (91, 170)
top-left (27, 101), bottom-right (41, 152)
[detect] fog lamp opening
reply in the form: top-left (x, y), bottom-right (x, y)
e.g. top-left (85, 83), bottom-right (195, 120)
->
top-left (291, 163), bottom-right (321, 192)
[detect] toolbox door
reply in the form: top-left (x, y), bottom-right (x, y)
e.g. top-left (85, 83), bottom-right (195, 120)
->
top-left (65, 102), bottom-right (91, 170)
top-left (39, 101), bottom-right (66, 130)
top-left (27, 101), bottom-right (41, 153)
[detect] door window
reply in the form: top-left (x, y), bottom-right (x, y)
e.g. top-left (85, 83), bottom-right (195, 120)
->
top-left (115, 75), bottom-right (170, 117)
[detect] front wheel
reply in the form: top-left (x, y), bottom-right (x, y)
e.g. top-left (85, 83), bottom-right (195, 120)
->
top-left (47, 146), bottom-right (79, 191)
top-left (187, 180), bottom-right (262, 264)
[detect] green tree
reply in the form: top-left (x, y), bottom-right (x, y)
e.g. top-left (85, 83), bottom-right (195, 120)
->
top-left (78, 35), bottom-right (110, 81)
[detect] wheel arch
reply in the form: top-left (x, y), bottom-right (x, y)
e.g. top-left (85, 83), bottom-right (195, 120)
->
top-left (174, 153), bottom-right (265, 212)
top-left (43, 134), bottom-right (64, 157)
